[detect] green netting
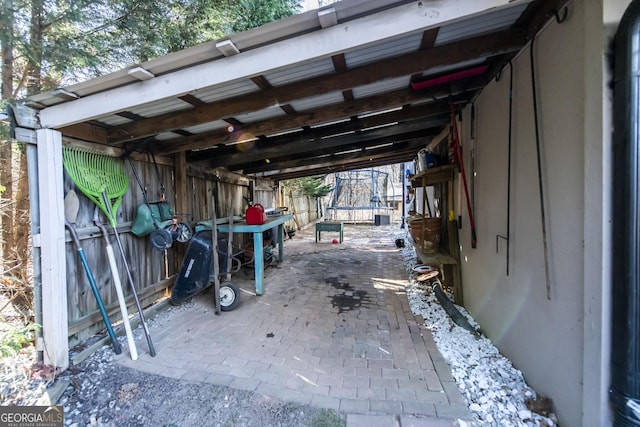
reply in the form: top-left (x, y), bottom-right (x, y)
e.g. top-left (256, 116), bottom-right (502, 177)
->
top-left (62, 146), bottom-right (129, 226)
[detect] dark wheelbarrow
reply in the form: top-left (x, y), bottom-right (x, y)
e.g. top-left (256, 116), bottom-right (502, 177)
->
top-left (170, 229), bottom-right (241, 310)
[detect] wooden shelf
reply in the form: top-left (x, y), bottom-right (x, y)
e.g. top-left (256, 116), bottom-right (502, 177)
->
top-left (407, 231), bottom-right (463, 305)
top-left (407, 233), bottom-right (457, 265)
top-left (406, 162), bottom-right (463, 305)
top-left (410, 164), bottom-right (455, 187)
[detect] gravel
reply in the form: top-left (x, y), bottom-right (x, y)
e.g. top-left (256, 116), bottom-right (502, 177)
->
top-left (56, 348), bottom-right (343, 427)
top-left (0, 346), bottom-right (52, 406)
top-left (399, 235), bottom-right (558, 427)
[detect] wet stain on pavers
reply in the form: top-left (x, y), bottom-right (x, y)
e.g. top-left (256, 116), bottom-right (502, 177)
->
top-left (330, 289), bottom-right (371, 314)
top-left (325, 276), bottom-right (350, 289)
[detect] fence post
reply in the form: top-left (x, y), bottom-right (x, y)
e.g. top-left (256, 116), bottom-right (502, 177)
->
top-left (36, 129), bottom-right (68, 369)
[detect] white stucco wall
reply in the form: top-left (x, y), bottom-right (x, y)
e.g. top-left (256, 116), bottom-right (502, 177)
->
top-left (456, 1), bottom-right (614, 425)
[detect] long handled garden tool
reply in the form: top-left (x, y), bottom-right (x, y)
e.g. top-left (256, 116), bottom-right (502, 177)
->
top-left (217, 209), bottom-right (240, 311)
top-left (211, 201), bottom-right (222, 315)
top-left (225, 209), bottom-right (234, 283)
top-left (62, 146), bottom-right (155, 357)
top-left (101, 191), bottom-right (156, 356)
top-left (64, 190), bottom-right (122, 355)
top-left (94, 206), bottom-right (138, 360)
top-left (450, 103), bottom-right (477, 248)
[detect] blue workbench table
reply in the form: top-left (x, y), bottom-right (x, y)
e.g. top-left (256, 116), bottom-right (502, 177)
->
top-left (216, 213), bottom-right (293, 296)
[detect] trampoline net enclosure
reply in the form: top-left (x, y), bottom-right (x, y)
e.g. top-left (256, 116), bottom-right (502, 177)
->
top-left (326, 168), bottom-right (397, 223)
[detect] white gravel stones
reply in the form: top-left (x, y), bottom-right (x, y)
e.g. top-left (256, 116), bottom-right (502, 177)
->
top-left (399, 236), bottom-right (557, 427)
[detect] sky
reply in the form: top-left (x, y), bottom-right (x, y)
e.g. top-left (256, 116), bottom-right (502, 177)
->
top-left (300, 0), bottom-right (320, 12)
top-left (300, 0), bottom-right (332, 12)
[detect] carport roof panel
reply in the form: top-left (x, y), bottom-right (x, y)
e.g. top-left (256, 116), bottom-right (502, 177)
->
top-left (18, 0), bottom-right (566, 181)
top-left (344, 32), bottom-right (424, 68)
top-left (96, 115), bottom-right (132, 127)
top-left (352, 76), bottom-right (411, 99)
top-left (31, 0), bottom-right (536, 128)
top-left (182, 120), bottom-right (229, 134)
top-left (435, 1), bottom-right (531, 45)
top-left (233, 107), bottom-right (287, 123)
top-left (289, 91), bottom-right (345, 111)
top-left (23, 0), bottom-right (415, 108)
top-left (192, 79), bottom-right (261, 103)
top-left (263, 58), bottom-right (337, 86)
top-left (129, 98), bottom-right (193, 118)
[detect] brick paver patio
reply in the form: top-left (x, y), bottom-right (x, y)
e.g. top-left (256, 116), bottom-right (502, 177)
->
top-left (117, 224), bottom-right (473, 425)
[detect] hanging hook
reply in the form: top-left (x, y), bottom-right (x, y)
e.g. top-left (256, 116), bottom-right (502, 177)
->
top-left (553, 6), bottom-right (568, 24)
top-left (495, 68), bottom-right (503, 83)
top-left (495, 60), bottom-right (512, 83)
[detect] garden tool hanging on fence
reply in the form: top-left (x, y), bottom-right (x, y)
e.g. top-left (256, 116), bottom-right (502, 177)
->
top-left (123, 141), bottom-right (193, 250)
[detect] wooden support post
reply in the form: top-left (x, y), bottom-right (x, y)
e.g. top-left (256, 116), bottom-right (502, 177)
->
top-left (447, 219), bottom-right (463, 305)
top-left (421, 176), bottom-right (427, 249)
top-left (36, 129), bottom-right (69, 369)
top-left (174, 152), bottom-right (188, 218)
top-left (174, 152), bottom-right (188, 261)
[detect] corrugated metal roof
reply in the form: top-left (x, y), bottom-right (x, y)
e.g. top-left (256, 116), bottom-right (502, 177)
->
top-left (96, 115), bottom-right (132, 126)
top-left (16, 0), bottom-right (556, 180)
top-left (192, 79), bottom-right (260, 103)
top-left (263, 58), bottom-right (336, 86)
top-left (22, 0), bottom-right (413, 108)
top-left (352, 76), bottom-right (411, 99)
top-left (417, 58), bottom-right (488, 79)
top-left (182, 120), bottom-right (229, 134)
top-left (435, 2), bottom-right (530, 46)
top-left (154, 132), bottom-right (181, 141)
top-left (130, 98), bottom-right (192, 118)
top-left (233, 107), bottom-right (287, 123)
top-left (289, 91), bottom-right (344, 111)
top-left (344, 32), bottom-right (423, 68)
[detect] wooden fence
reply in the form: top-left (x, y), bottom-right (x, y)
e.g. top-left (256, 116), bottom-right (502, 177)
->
top-left (61, 147), bottom-right (325, 343)
top-left (286, 193), bottom-right (318, 230)
top-left (64, 153), bottom-right (179, 343)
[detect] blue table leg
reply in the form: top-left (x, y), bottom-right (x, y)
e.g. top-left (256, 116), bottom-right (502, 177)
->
top-left (277, 224), bottom-right (284, 263)
top-left (253, 231), bottom-right (264, 295)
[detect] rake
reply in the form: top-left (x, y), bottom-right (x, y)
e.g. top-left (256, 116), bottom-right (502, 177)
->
top-left (62, 146), bottom-right (156, 357)
top-left (62, 146), bottom-right (128, 227)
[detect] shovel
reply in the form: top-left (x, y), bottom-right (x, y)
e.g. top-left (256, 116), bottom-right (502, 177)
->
top-left (94, 206), bottom-right (139, 360)
top-left (64, 190), bottom-right (121, 355)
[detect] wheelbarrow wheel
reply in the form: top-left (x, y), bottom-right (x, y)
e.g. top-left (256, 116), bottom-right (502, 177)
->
top-left (219, 281), bottom-right (240, 311)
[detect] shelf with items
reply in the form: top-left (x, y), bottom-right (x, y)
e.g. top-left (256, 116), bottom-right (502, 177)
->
top-left (410, 164), bottom-right (455, 187)
top-left (407, 218), bottom-right (463, 305)
top-left (408, 162), bottom-right (463, 305)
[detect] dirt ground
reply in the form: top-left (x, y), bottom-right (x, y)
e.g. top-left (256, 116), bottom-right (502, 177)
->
top-left (58, 335), bottom-right (346, 427)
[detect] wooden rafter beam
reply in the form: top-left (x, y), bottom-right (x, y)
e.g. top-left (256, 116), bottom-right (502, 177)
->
top-left (241, 138), bottom-right (428, 174)
top-left (107, 28), bottom-right (525, 143)
top-left (60, 122), bottom-right (108, 144)
top-left (263, 151), bottom-right (416, 181)
top-left (207, 121), bottom-right (440, 168)
top-left (41, 1), bottom-right (526, 129)
top-left (232, 135), bottom-right (431, 174)
top-left (153, 82), bottom-right (478, 155)
top-left (188, 100), bottom-right (452, 160)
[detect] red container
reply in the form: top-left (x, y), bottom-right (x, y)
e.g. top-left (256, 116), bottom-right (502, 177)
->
top-left (246, 203), bottom-right (267, 225)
